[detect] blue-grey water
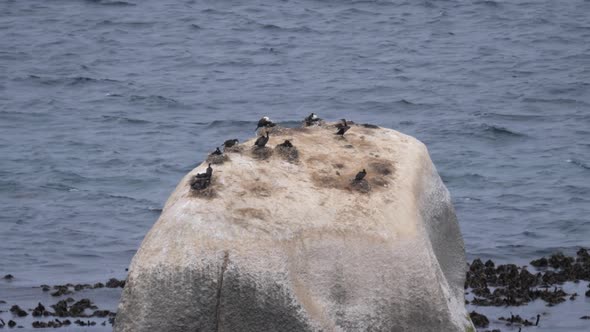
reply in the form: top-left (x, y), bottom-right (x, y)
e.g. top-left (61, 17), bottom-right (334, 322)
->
top-left (1, 0), bottom-right (589, 330)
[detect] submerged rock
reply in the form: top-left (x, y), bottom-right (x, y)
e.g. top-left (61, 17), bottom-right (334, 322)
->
top-left (115, 123), bottom-right (472, 332)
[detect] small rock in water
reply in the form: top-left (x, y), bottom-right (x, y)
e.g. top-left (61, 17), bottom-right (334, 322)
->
top-left (2, 274), bottom-right (14, 280)
top-left (51, 300), bottom-right (69, 317)
top-left (10, 305), bottom-right (28, 317)
top-left (580, 316), bottom-right (590, 320)
top-left (105, 278), bottom-right (125, 288)
top-left (8, 320), bottom-right (16, 328)
top-left (31, 302), bottom-right (47, 317)
top-left (51, 285), bottom-right (71, 297)
top-left (69, 299), bottom-right (94, 317)
top-left (469, 311), bottom-right (489, 328)
top-left (92, 310), bottom-right (111, 317)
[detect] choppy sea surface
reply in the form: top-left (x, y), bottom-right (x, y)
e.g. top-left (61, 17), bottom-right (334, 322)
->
top-left (1, 0), bottom-right (589, 330)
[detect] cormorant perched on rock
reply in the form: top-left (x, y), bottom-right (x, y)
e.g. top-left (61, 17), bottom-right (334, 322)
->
top-left (223, 139), bottom-right (239, 148)
top-left (335, 119), bottom-right (351, 136)
top-left (335, 119), bottom-right (348, 129)
top-left (278, 140), bottom-right (293, 148)
top-left (304, 113), bottom-right (321, 126)
top-left (192, 164), bottom-right (213, 190)
top-left (210, 147), bottom-right (223, 156)
top-left (254, 131), bottom-right (270, 148)
top-left (354, 169), bottom-right (367, 182)
top-left (255, 116), bottom-right (274, 131)
top-left (196, 164), bottom-right (212, 179)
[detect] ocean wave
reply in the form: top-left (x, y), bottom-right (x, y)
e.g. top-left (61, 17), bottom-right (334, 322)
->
top-left (98, 20), bottom-right (155, 27)
top-left (40, 182), bottom-right (79, 192)
top-left (475, 112), bottom-right (545, 121)
top-left (86, 0), bottom-right (136, 6)
top-left (259, 23), bottom-right (319, 34)
top-left (337, 8), bottom-right (378, 16)
top-left (473, 0), bottom-right (500, 7)
top-left (206, 120), bottom-right (254, 128)
top-left (129, 94), bottom-right (180, 106)
top-left (480, 124), bottom-right (527, 138)
top-left (101, 115), bottom-right (151, 125)
top-left (522, 97), bottom-right (587, 106)
top-left (566, 159), bottom-right (590, 170)
top-left (22, 75), bottom-right (120, 86)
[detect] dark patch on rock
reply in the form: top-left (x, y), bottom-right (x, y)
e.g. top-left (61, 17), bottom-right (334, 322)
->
top-left (206, 154), bottom-right (229, 165)
top-left (224, 145), bottom-right (243, 153)
top-left (252, 146), bottom-right (273, 160)
top-left (369, 161), bottom-right (395, 176)
top-left (343, 144), bottom-right (354, 149)
top-left (586, 289), bottom-right (590, 297)
top-left (361, 123), bottom-right (379, 129)
top-left (190, 175), bottom-right (212, 191)
top-left (469, 311), bottom-right (489, 328)
top-left (190, 184), bottom-right (216, 198)
top-left (10, 305), bottom-right (28, 317)
top-left (274, 140), bottom-right (299, 163)
top-left (350, 179), bottom-right (371, 193)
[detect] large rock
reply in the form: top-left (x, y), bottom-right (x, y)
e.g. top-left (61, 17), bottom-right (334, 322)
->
top-left (115, 123), bottom-right (474, 332)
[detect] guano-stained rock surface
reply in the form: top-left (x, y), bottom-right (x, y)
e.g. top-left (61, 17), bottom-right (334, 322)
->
top-left (115, 123), bottom-right (473, 332)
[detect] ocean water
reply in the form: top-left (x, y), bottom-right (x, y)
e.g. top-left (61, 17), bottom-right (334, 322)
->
top-left (1, 0), bottom-right (589, 329)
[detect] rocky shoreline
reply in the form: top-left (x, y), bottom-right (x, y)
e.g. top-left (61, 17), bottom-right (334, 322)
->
top-left (1, 250), bottom-right (589, 330)
top-left (0, 278), bottom-right (123, 329)
top-left (466, 248), bottom-right (590, 331)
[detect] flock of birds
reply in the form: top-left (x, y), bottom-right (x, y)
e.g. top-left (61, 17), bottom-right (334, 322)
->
top-left (190, 113), bottom-right (366, 191)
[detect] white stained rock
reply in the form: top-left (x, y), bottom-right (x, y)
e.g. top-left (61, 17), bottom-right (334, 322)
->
top-left (115, 123), bottom-right (474, 332)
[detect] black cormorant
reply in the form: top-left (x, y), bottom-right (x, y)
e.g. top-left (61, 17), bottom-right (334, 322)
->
top-left (210, 147), bottom-right (223, 155)
top-left (223, 139), bottom-right (239, 148)
top-left (254, 131), bottom-right (270, 147)
top-left (255, 116), bottom-right (274, 131)
top-left (335, 119), bottom-right (351, 136)
top-left (354, 169), bottom-right (367, 181)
